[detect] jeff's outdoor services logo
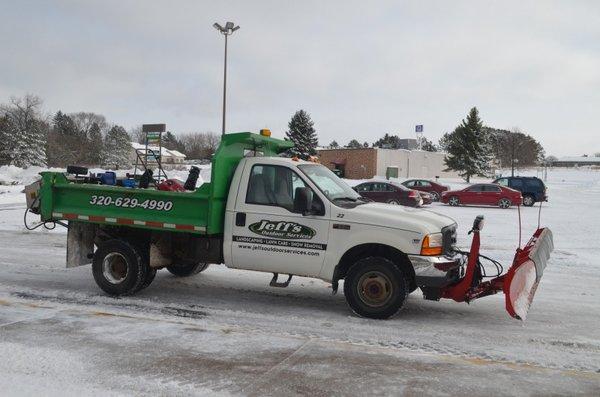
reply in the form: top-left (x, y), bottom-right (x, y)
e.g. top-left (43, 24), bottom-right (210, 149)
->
top-left (249, 220), bottom-right (315, 240)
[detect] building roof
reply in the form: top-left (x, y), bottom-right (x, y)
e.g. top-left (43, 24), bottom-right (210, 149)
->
top-left (130, 142), bottom-right (186, 159)
top-left (555, 156), bottom-right (600, 163)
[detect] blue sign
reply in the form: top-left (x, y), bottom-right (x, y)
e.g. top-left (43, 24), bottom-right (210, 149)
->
top-left (415, 125), bottom-right (423, 133)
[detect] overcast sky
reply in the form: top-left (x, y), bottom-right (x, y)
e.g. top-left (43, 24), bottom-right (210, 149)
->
top-left (1, 1), bottom-right (599, 156)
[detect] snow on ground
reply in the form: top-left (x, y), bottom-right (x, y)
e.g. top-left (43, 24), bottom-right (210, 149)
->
top-left (0, 166), bottom-right (599, 395)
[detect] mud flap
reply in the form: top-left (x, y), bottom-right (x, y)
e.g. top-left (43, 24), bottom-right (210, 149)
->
top-left (67, 221), bottom-right (96, 268)
top-left (504, 228), bottom-right (554, 320)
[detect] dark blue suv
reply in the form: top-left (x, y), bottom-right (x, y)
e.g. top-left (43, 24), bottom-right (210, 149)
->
top-left (492, 176), bottom-right (547, 207)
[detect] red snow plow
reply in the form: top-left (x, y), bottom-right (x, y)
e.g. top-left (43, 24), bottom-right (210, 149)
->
top-left (441, 216), bottom-right (554, 320)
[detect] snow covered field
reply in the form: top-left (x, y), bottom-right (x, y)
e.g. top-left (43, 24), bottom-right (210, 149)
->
top-left (1, 166), bottom-right (599, 395)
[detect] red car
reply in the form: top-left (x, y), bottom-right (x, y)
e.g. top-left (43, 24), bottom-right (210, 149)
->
top-left (401, 179), bottom-right (449, 202)
top-left (354, 181), bottom-right (424, 207)
top-left (441, 183), bottom-right (522, 209)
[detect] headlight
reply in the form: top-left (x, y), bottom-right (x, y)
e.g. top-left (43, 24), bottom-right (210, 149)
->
top-left (421, 232), bottom-right (443, 256)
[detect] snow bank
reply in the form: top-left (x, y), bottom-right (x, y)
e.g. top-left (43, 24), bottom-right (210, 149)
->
top-left (0, 165), bottom-right (62, 186)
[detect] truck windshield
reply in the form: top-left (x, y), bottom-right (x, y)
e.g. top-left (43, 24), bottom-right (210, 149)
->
top-left (298, 164), bottom-right (365, 206)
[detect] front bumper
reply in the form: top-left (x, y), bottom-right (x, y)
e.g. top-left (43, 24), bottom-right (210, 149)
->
top-left (408, 254), bottom-right (462, 288)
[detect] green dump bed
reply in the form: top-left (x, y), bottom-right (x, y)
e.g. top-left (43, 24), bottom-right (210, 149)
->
top-left (39, 132), bottom-right (292, 235)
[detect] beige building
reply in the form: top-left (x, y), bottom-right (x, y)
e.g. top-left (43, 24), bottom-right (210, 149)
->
top-left (317, 147), bottom-right (459, 179)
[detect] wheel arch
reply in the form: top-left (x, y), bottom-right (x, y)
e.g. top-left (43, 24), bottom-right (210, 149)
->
top-left (332, 243), bottom-right (416, 290)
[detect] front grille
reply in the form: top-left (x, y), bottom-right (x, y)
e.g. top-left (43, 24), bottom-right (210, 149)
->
top-left (442, 224), bottom-right (457, 256)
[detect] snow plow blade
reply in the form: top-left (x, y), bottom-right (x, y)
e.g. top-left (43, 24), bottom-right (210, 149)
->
top-left (503, 228), bottom-right (554, 320)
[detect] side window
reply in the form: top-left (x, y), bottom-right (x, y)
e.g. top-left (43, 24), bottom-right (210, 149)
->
top-left (483, 185), bottom-right (501, 192)
top-left (496, 178), bottom-right (508, 187)
top-left (246, 165), bottom-right (310, 212)
top-left (420, 181), bottom-right (432, 187)
top-left (355, 184), bottom-right (370, 192)
top-left (385, 184), bottom-right (396, 192)
top-left (510, 179), bottom-right (524, 190)
top-left (467, 185), bottom-right (484, 192)
top-left (405, 180), bottom-right (415, 187)
top-left (525, 179), bottom-right (542, 190)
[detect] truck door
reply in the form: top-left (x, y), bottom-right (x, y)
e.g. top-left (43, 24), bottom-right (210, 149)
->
top-left (230, 164), bottom-right (330, 277)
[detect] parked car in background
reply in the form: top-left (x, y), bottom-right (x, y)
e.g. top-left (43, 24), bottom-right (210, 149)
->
top-left (354, 181), bottom-right (423, 207)
top-left (441, 183), bottom-right (522, 209)
top-left (492, 176), bottom-right (547, 206)
top-left (401, 179), bottom-right (449, 202)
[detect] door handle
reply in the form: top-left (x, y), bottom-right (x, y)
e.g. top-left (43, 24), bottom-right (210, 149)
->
top-left (235, 212), bottom-right (246, 227)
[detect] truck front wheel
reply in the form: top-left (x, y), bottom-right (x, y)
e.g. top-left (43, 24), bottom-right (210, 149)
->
top-left (166, 263), bottom-right (209, 277)
top-left (92, 240), bottom-right (148, 296)
top-left (343, 257), bottom-right (408, 319)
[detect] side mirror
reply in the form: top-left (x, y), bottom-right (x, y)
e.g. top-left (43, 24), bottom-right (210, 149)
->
top-left (294, 187), bottom-right (313, 215)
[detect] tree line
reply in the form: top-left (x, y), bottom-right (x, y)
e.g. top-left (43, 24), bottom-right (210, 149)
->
top-left (0, 94), bottom-right (220, 169)
top-left (1, 94), bottom-right (547, 182)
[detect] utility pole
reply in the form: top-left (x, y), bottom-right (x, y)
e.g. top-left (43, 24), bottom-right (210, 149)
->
top-left (213, 22), bottom-right (240, 136)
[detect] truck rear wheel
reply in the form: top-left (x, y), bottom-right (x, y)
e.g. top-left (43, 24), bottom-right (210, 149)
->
top-left (92, 239), bottom-right (148, 296)
top-left (135, 267), bottom-right (156, 292)
top-left (166, 263), bottom-right (208, 277)
top-left (343, 257), bottom-right (408, 319)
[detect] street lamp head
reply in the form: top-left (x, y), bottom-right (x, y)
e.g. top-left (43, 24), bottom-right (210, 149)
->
top-left (213, 21), bottom-right (240, 35)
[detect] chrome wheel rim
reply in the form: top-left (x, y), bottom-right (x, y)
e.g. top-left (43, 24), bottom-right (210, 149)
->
top-left (431, 192), bottom-right (440, 202)
top-left (523, 196), bottom-right (534, 206)
top-left (499, 199), bottom-right (511, 209)
top-left (449, 197), bottom-right (459, 206)
top-left (388, 200), bottom-right (399, 205)
top-left (102, 253), bottom-right (128, 284)
top-left (357, 271), bottom-right (393, 307)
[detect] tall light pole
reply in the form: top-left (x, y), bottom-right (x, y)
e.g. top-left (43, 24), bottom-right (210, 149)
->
top-left (213, 21), bottom-right (240, 136)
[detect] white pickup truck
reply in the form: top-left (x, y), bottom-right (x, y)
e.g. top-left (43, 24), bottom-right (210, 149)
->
top-left (30, 132), bottom-right (460, 319)
top-left (223, 156), bottom-right (458, 318)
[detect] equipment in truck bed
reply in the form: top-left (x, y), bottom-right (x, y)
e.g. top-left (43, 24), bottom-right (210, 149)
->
top-left (32, 132), bottom-right (293, 236)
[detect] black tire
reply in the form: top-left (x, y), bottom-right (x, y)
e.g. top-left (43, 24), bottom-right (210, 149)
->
top-left (387, 199), bottom-right (400, 205)
top-left (92, 239), bottom-right (148, 296)
top-left (66, 165), bottom-right (88, 175)
top-left (166, 263), bottom-right (209, 277)
top-left (523, 194), bottom-right (535, 207)
top-left (135, 267), bottom-right (157, 292)
top-left (343, 257), bottom-right (408, 319)
top-left (430, 191), bottom-right (441, 202)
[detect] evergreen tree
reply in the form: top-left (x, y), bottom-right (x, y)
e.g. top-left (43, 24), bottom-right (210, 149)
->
top-left (0, 116), bottom-right (14, 165)
top-left (163, 131), bottom-right (182, 151)
top-left (87, 122), bottom-right (104, 165)
top-left (0, 95), bottom-right (47, 167)
top-left (373, 133), bottom-right (401, 148)
top-left (102, 125), bottom-right (131, 169)
top-left (346, 139), bottom-right (362, 148)
top-left (47, 111), bottom-right (84, 166)
top-left (420, 137), bottom-right (438, 152)
top-left (285, 110), bottom-right (318, 159)
top-left (363, 141), bottom-right (369, 148)
top-left (329, 140), bottom-right (339, 148)
top-left (443, 107), bottom-right (492, 182)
